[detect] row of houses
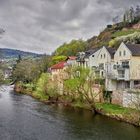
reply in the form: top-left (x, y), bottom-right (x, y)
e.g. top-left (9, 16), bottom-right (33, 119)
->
top-left (77, 42), bottom-right (140, 91)
top-left (50, 42), bottom-right (140, 108)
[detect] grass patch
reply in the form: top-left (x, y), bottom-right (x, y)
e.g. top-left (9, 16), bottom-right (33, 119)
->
top-left (32, 92), bottom-right (49, 101)
top-left (95, 103), bottom-right (139, 115)
top-left (112, 29), bottom-right (140, 38)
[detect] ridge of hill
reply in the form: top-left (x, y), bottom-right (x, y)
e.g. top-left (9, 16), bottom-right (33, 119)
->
top-left (0, 48), bottom-right (43, 59)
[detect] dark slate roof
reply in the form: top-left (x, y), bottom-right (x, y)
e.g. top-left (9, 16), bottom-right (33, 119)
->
top-left (105, 47), bottom-right (116, 59)
top-left (126, 44), bottom-right (140, 56)
top-left (84, 47), bottom-right (101, 58)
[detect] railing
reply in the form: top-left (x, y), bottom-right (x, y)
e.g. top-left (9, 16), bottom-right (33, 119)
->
top-left (114, 64), bottom-right (129, 70)
top-left (117, 74), bottom-right (125, 79)
top-left (107, 73), bottom-right (125, 80)
top-left (106, 73), bottom-right (117, 79)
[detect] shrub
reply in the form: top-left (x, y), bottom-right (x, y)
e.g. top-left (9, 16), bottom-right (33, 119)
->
top-left (36, 73), bottom-right (49, 95)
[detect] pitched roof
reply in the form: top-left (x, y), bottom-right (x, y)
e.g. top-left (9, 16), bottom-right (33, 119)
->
top-left (67, 56), bottom-right (76, 60)
top-left (51, 61), bottom-right (67, 69)
top-left (126, 44), bottom-right (140, 56)
top-left (105, 47), bottom-right (116, 59)
top-left (84, 47), bottom-right (101, 58)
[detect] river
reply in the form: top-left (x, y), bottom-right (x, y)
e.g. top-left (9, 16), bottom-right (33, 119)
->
top-left (0, 86), bottom-right (140, 140)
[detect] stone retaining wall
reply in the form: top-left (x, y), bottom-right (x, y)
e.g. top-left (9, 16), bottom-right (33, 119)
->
top-left (112, 89), bottom-right (140, 109)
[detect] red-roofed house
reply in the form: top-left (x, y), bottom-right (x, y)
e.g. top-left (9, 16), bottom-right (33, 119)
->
top-left (66, 56), bottom-right (77, 66)
top-left (49, 61), bottom-right (69, 94)
top-left (50, 61), bottom-right (67, 75)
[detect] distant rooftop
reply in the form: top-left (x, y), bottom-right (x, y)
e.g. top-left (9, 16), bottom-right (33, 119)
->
top-left (51, 61), bottom-right (67, 69)
top-left (84, 47), bottom-right (101, 58)
top-left (67, 56), bottom-right (77, 60)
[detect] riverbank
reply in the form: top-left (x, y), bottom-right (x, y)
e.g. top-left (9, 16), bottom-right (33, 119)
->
top-left (14, 83), bottom-right (140, 127)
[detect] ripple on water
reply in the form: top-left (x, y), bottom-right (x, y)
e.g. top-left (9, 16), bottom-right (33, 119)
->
top-left (0, 86), bottom-right (140, 140)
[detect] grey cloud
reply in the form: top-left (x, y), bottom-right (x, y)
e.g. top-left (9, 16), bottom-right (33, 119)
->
top-left (0, 0), bottom-right (139, 54)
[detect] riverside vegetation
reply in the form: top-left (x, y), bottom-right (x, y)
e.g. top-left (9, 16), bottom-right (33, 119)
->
top-left (13, 58), bottom-right (140, 126)
top-left (13, 6), bottom-right (140, 126)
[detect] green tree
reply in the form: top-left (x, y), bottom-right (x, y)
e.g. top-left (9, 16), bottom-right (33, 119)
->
top-left (52, 55), bottom-right (67, 65)
top-left (36, 73), bottom-right (49, 95)
top-left (54, 39), bottom-right (87, 56)
top-left (16, 55), bottom-right (22, 63)
top-left (12, 59), bottom-right (42, 83)
top-left (64, 67), bottom-right (103, 111)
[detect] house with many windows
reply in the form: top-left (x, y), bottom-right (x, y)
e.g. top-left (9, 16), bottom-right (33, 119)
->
top-left (95, 46), bottom-right (116, 78)
top-left (76, 48), bottom-right (101, 68)
top-left (76, 42), bottom-right (140, 108)
top-left (106, 42), bottom-right (140, 92)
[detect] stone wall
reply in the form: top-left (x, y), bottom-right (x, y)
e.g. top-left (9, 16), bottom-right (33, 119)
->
top-left (123, 90), bottom-right (140, 109)
top-left (112, 89), bottom-right (140, 110)
top-left (112, 90), bottom-right (123, 105)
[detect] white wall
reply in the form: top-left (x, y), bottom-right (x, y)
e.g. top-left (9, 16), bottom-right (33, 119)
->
top-left (88, 49), bottom-right (101, 68)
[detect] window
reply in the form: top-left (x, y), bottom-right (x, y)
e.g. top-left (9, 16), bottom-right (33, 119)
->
top-left (101, 71), bottom-right (104, 77)
top-left (101, 54), bottom-right (102, 59)
top-left (122, 61), bottom-right (129, 68)
top-left (99, 63), bottom-right (104, 69)
top-left (123, 50), bottom-right (126, 56)
top-left (104, 54), bottom-right (106, 58)
top-left (119, 51), bottom-right (121, 56)
top-left (92, 55), bottom-right (94, 57)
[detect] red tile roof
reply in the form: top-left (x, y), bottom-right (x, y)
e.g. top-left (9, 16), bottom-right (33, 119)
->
top-left (51, 61), bottom-right (67, 69)
top-left (68, 56), bottom-right (76, 60)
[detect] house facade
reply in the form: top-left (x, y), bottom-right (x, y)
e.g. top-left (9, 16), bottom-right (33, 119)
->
top-left (95, 46), bottom-right (116, 79)
top-left (50, 61), bottom-right (67, 76)
top-left (106, 42), bottom-right (140, 91)
top-left (49, 42), bottom-right (140, 108)
top-left (66, 56), bottom-right (77, 66)
top-left (76, 48), bottom-right (101, 68)
top-left (77, 43), bottom-right (140, 108)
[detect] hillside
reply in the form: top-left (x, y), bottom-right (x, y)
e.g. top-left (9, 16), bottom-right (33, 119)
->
top-left (53, 21), bottom-right (140, 59)
top-left (53, 6), bottom-right (140, 58)
top-left (0, 48), bottom-right (43, 59)
top-left (86, 22), bottom-right (140, 49)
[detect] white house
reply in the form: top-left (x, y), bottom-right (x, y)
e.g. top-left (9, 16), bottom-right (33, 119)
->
top-left (66, 56), bottom-right (77, 66)
top-left (84, 48), bottom-right (101, 69)
top-left (76, 48), bottom-right (101, 68)
top-left (106, 42), bottom-right (140, 91)
top-left (95, 46), bottom-right (116, 78)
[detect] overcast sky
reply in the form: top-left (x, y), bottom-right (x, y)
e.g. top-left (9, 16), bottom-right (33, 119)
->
top-left (0, 0), bottom-right (139, 54)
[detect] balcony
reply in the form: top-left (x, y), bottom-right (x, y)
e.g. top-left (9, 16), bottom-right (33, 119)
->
top-left (92, 66), bottom-right (100, 72)
top-left (107, 72), bottom-right (127, 80)
top-left (114, 64), bottom-right (129, 70)
top-left (117, 74), bottom-right (125, 80)
top-left (99, 63), bottom-right (104, 70)
top-left (106, 73), bottom-right (117, 79)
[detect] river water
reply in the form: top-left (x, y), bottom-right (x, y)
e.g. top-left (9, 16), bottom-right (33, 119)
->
top-left (0, 86), bottom-right (140, 140)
